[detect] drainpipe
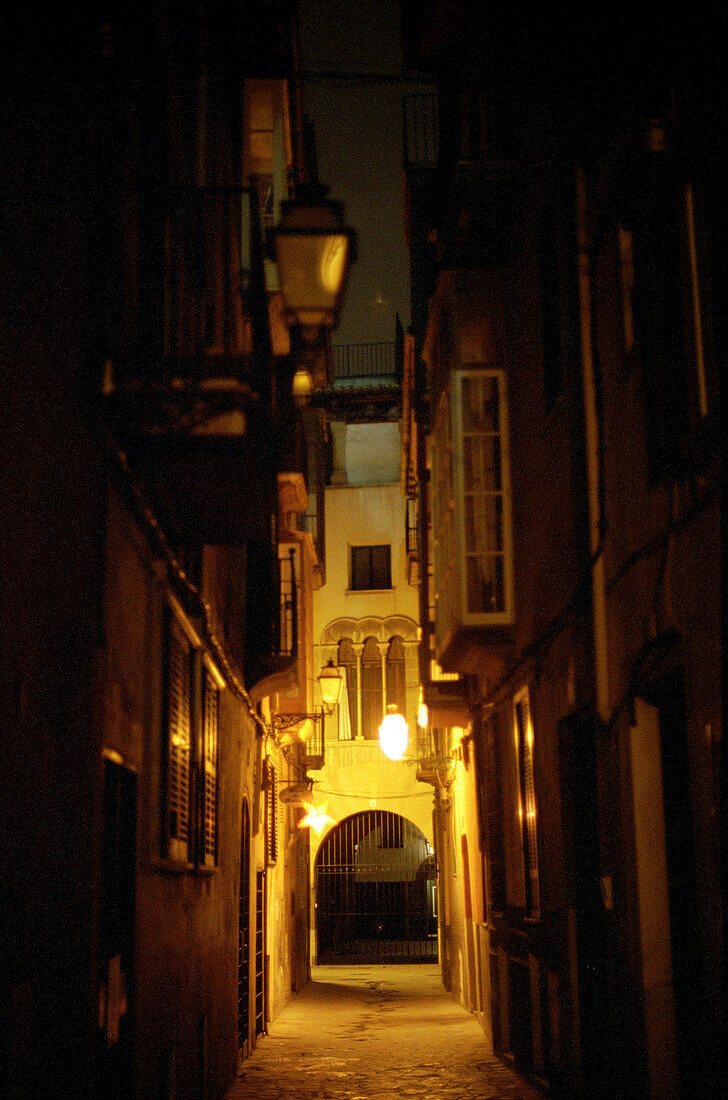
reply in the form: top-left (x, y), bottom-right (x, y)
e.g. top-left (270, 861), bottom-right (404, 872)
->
top-left (575, 167), bottom-right (611, 724)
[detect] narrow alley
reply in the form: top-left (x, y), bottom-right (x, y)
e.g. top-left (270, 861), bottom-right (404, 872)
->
top-left (2, 3), bottom-right (721, 1098)
top-left (226, 966), bottom-right (542, 1100)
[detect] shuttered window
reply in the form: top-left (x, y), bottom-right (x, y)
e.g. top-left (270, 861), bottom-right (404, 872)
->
top-left (514, 689), bottom-right (540, 917)
top-left (265, 760), bottom-right (277, 865)
top-left (350, 545), bottom-right (391, 590)
top-left (167, 616), bottom-right (192, 862)
top-left (202, 666), bottom-right (219, 867)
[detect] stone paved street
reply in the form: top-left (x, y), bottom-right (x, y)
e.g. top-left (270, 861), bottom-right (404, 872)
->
top-left (226, 965), bottom-right (543, 1099)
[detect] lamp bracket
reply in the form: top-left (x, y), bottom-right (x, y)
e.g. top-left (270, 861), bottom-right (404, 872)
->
top-left (271, 708), bottom-right (326, 732)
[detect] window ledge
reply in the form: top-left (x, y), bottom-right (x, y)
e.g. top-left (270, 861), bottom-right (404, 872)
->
top-left (346, 587), bottom-right (394, 595)
top-left (152, 858), bottom-right (217, 877)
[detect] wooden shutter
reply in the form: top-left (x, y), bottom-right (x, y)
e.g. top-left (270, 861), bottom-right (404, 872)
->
top-left (202, 668), bottom-right (219, 866)
top-left (167, 616), bottom-right (191, 861)
top-left (265, 761), bottom-right (277, 865)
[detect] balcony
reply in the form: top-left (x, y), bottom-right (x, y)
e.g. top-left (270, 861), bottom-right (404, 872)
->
top-left (424, 673), bottom-right (470, 730)
top-left (247, 544), bottom-right (298, 696)
top-left (406, 496), bottom-right (419, 586)
top-left (104, 185), bottom-right (278, 545)
top-left (333, 340), bottom-right (398, 382)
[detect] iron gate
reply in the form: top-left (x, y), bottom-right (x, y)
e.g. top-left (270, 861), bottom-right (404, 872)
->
top-left (315, 811), bottom-right (438, 964)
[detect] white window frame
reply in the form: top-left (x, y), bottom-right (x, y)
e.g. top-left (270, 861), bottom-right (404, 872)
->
top-left (451, 367), bottom-right (514, 627)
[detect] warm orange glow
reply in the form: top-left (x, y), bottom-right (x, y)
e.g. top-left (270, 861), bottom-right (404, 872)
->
top-left (298, 802), bottom-right (334, 835)
top-left (378, 707), bottom-right (409, 760)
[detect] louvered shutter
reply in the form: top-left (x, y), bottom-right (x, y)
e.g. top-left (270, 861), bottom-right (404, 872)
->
top-left (168, 617), bottom-right (191, 861)
top-left (202, 669), bottom-right (219, 866)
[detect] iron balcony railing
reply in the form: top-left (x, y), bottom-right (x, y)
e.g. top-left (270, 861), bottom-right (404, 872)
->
top-left (277, 547), bottom-right (298, 659)
top-left (406, 496), bottom-right (418, 558)
top-left (333, 341), bottom-right (397, 380)
top-left (303, 712), bottom-right (325, 771)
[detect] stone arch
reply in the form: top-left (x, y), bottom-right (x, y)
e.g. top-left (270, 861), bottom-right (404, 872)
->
top-left (313, 810), bottom-right (437, 964)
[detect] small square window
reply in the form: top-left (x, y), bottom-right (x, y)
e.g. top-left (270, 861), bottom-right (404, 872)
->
top-left (350, 545), bottom-right (391, 591)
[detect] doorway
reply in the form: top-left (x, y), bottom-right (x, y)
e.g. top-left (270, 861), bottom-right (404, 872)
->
top-left (559, 709), bottom-right (611, 1096)
top-left (98, 756), bottom-right (137, 1098)
top-left (314, 810), bottom-right (437, 964)
top-left (238, 800), bottom-right (251, 1058)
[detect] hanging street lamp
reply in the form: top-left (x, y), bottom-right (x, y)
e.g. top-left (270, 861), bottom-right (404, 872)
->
top-left (378, 704), bottom-right (410, 761)
top-left (270, 188), bottom-right (356, 333)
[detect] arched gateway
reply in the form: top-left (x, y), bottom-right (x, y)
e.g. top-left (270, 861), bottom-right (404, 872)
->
top-left (314, 810), bottom-right (438, 964)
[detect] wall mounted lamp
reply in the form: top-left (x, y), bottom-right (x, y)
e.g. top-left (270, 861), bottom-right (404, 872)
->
top-left (270, 187), bottom-right (356, 334)
top-left (271, 659), bottom-right (343, 733)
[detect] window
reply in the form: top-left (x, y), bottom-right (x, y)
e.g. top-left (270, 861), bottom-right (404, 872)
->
top-left (482, 710), bottom-right (506, 916)
top-left (514, 689), bottom-right (539, 917)
top-left (360, 637), bottom-right (383, 740)
top-left (350, 545), bottom-right (391, 591)
top-left (164, 609), bottom-right (223, 867)
top-left (385, 636), bottom-right (406, 714)
top-left (624, 153), bottom-right (715, 481)
top-left (337, 638), bottom-right (358, 741)
top-left (165, 616), bottom-right (192, 862)
top-left (457, 369), bottom-right (513, 620)
top-left (200, 664), bottom-right (219, 867)
top-left (431, 368), bottom-right (514, 661)
top-left (334, 633), bottom-right (414, 742)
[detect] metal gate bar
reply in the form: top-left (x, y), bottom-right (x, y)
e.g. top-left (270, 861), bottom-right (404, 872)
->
top-left (315, 811), bottom-right (437, 964)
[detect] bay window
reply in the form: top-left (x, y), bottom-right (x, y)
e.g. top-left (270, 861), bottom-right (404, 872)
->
top-left (431, 367), bottom-right (514, 660)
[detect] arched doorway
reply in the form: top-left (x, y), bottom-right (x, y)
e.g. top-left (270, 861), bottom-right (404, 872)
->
top-left (314, 811), bottom-right (437, 964)
top-left (238, 800), bottom-right (251, 1058)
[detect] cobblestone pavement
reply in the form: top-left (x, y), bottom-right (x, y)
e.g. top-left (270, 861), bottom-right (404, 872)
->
top-left (226, 964), bottom-right (543, 1099)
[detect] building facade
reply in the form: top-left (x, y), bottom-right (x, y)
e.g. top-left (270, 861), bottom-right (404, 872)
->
top-left (401, 3), bottom-right (722, 1097)
top-left (1, 3), bottom-right (337, 1097)
top-left (307, 349), bottom-right (437, 967)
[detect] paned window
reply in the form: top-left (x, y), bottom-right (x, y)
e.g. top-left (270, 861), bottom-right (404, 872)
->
top-left (431, 369), bottom-right (513, 660)
top-left (350, 545), bottom-right (391, 591)
top-left (460, 373), bottom-right (508, 616)
top-left (166, 616), bottom-right (192, 862)
top-left (514, 689), bottom-right (540, 917)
